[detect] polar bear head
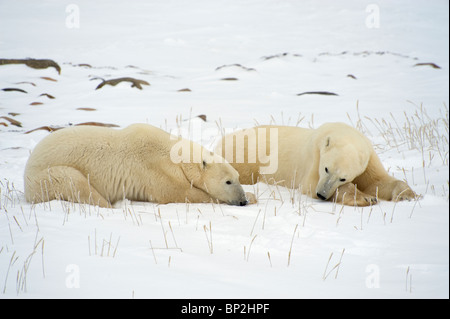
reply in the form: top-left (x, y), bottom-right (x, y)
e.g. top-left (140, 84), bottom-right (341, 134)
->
top-left (180, 150), bottom-right (248, 206)
top-left (315, 124), bottom-right (371, 201)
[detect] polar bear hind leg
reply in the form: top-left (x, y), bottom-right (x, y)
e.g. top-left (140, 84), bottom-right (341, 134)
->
top-left (25, 166), bottom-right (110, 207)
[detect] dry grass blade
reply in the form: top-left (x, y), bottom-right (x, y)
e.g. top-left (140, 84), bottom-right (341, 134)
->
top-left (287, 224), bottom-right (298, 267)
top-left (203, 223), bottom-right (213, 254)
top-left (245, 235), bottom-right (257, 262)
top-left (323, 249), bottom-right (345, 280)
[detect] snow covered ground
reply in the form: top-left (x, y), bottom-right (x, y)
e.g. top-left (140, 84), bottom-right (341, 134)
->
top-left (0, 0), bottom-right (448, 299)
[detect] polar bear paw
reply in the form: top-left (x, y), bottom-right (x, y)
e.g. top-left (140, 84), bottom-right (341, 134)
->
top-left (334, 183), bottom-right (378, 207)
top-left (392, 183), bottom-right (419, 202)
top-left (245, 192), bottom-right (257, 204)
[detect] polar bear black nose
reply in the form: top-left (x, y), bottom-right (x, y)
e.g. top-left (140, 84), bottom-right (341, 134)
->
top-left (239, 200), bottom-right (248, 206)
top-left (317, 193), bottom-right (326, 200)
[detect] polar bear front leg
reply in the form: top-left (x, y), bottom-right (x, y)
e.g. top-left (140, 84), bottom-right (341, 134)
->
top-left (332, 182), bottom-right (378, 207)
top-left (363, 178), bottom-right (418, 202)
top-left (353, 152), bottom-right (418, 202)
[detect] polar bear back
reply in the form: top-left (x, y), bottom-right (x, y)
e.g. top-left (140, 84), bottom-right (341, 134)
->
top-left (24, 124), bottom-right (181, 204)
top-left (24, 124), bottom-right (249, 206)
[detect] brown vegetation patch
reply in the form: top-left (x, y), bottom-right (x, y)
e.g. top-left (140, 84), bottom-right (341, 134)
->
top-left (95, 77), bottom-right (150, 90)
top-left (413, 62), bottom-right (441, 69)
top-left (297, 91), bottom-right (339, 96)
top-left (0, 116), bottom-right (22, 127)
top-left (76, 107), bottom-right (97, 111)
top-left (25, 122), bottom-right (120, 134)
top-left (2, 88), bottom-right (27, 93)
top-left (39, 93), bottom-right (55, 99)
top-left (0, 58), bottom-right (61, 74)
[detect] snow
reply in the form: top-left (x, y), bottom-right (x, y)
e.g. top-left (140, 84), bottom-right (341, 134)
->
top-left (0, 0), bottom-right (448, 299)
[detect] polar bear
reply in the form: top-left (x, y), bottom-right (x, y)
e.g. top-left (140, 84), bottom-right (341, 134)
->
top-left (25, 124), bottom-right (251, 207)
top-left (215, 122), bottom-right (417, 206)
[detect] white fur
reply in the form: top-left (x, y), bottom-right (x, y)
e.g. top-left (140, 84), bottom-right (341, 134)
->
top-left (24, 124), bottom-right (248, 207)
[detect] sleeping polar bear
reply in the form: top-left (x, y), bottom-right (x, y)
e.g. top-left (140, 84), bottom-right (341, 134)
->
top-left (215, 122), bottom-right (418, 206)
top-left (24, 124), bottom-right (252, 207)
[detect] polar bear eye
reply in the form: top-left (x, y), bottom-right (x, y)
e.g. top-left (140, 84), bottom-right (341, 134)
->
top-left (325, 167), bottom-right (329, 173)
top-left (226, 180), bottom-right (232, 185)
top-left (340, 178), bottom-right (346, 182)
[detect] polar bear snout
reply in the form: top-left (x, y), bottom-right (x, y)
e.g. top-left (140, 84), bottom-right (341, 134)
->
top-left (316, 193), bottom-right (327, 201)
top-left (316, 174), bottom-right (339, 201)
top-left (228, 187), bottom-right (249, 206)
top-left (231, 198), bottom-right (248, 206)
